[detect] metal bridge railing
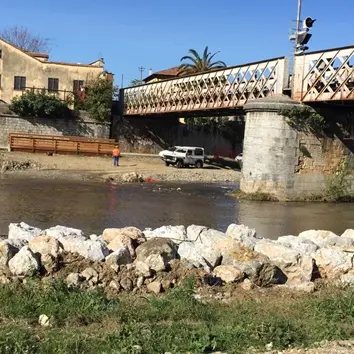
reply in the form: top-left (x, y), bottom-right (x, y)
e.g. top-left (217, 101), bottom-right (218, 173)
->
top-left (292, 45), bottom-right (354, 102)
top-left (123, 57), bottom-right (289, 115)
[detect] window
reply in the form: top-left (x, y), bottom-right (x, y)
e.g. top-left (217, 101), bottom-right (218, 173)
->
top-left (195, 148), bottom-right (204, 156)
top-left (14, 76), bottom-right (26, 90)
top-left (73, 80), bottom-right (84, 91)
top-left (0, 50), bottom-right (2, 58)
top-left (187, 150), bottom-right (193, 156)
top-left (48, 78), bottom-right (59, 92)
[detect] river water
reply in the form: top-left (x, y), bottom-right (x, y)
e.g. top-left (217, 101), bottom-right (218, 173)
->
top-left (1, 177), bottom-right (354, 239)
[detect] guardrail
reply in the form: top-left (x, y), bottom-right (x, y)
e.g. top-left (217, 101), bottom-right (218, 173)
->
top-left (9, 133), bottom-right (116, 156)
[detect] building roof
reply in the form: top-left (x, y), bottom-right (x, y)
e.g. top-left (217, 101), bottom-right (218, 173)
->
top-left (144, 66), bottom-right (180, 82)
top-left (26, 51), bottom-right (49, 59)
top-left (0, 37), bottom-right (103, 68)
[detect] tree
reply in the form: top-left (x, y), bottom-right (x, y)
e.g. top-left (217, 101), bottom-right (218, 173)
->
top-left (0, 26), bottom-right (50, 52)
top-left (82, 76), bottom-right (118, 122)
top-left (179, 46), bottom-right (226, 75)
top-left (129, 79), bottom-right (144, 87)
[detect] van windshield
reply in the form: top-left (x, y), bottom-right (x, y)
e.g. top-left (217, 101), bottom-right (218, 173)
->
top-left (176, 149), bottom-right (186, 153)
top-left (168, 146), bottom-right (178, 151)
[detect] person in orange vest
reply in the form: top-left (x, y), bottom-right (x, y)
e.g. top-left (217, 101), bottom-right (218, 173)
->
top-left (112, 145), bottom-right (120, 166)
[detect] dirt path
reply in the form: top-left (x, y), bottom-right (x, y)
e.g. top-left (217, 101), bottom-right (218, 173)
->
top-left (262, 340), bottom-right (354, 354)
top-left (0, 152), bottom-right (240, 183)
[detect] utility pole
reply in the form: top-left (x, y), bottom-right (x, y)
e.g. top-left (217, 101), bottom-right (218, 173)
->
top-left (138, 66), bottom-right (145, 81)
top-left (295, 0), bottom-right (302, 49)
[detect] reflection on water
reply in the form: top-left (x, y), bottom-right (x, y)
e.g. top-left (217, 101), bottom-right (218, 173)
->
top-left (0, 178), bottom-right (353, 238)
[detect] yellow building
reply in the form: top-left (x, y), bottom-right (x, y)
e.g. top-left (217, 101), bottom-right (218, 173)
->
top-left (0, 38), bottom-right (105, 103)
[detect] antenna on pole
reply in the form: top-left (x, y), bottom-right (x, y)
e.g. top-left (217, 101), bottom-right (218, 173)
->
top-left (138, 66), bottom-right (145, 81)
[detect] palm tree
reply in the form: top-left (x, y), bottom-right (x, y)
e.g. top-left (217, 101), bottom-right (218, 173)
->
top-left (179, 46), bottom-right (226, 75)
top-left (129, 79), bottom-right (144, 87)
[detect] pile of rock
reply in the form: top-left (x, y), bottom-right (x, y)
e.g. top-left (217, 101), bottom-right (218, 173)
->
top-left (0, 154), bottom-right (38, 173)
top-left (1, 222), bottom-right (354, 294)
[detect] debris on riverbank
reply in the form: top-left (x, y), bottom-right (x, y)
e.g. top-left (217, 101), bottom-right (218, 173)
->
top-left (0, 153), bottom-right (39, 173)
top-left (2, 222), bottom-right (354, 295)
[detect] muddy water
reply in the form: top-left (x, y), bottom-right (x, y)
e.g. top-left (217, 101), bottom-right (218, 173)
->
top-left (0, 178), bottom-right (353, 239)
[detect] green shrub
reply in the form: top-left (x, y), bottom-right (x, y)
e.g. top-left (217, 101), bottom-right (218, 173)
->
top-left (9, 90), bottom-right (70, 118)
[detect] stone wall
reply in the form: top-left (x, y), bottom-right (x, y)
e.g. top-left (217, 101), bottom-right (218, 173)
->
top-left (112, 115), bottom-right (243, 157)
top-left (240, 96), bottom-right (354, 200)
top-left (0, 113), bottom-right (111, 148)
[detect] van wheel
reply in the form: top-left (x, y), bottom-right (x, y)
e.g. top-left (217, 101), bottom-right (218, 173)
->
top-left (165, 162), bottom-right (170, 166)
top-left (176, 160), bottom-right (183, 168)
top-left (195, 160), bottom-right (203, 169)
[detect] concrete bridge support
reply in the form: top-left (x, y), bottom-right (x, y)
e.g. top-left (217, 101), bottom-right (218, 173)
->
top-left (240, 95), bottom-right (352, 200)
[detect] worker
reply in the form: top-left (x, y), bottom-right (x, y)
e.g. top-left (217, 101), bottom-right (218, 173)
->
top-left (112, 145), bottom-right (120, 166)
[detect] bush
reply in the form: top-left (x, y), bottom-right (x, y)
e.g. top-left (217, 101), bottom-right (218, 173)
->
top-left (81, 77), bottom-right (118, 122)
top-left (9, 90), bottom-right (70, 118)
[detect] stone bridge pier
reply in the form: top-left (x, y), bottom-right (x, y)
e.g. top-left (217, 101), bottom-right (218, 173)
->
top-left (240, 95), bottom-right (353, 200)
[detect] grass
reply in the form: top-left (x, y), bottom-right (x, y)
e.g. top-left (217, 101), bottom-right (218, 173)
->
top-left (230, 190), bottom-right (279, 202)
top-left (0, 279), bottom-right (354, 353)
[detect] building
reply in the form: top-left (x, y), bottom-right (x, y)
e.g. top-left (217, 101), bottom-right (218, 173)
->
top-left (0, 37), bottom-right (106, 104)
top-left (143, 67), bottom-right (180, 84)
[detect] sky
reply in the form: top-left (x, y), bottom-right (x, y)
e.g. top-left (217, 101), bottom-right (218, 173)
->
top-left (2, 0), bottom-right (353, 87)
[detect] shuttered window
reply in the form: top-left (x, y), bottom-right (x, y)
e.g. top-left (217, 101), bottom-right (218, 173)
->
top-left (14, 76), bottom-right (26, 90)
top-left (48, 78), bottom-right (59, 92)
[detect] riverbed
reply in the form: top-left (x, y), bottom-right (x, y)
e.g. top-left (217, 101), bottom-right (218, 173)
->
top-left (1, 178), bottom-right (353, 238)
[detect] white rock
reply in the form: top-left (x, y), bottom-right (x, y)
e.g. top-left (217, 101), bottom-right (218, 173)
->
top-left (38, 314), bottom-right (50, 327)
top-left (0, 240), bottom-right (18, 267)
top-left (147, 280), bottom-right (162, 294)
top-left (89, 234), bottom-right (99, 241)
top-left (78, 240), bottom-right (110, 262)
top-left (4, 238), bottom-right (27, 249)
top-left (43, 226), bottom-right (86, 254)
top-left (342, 229), bottom-right (354, 239)
top-left (226, 224), bottom-right (260, 249)
top-left (8, 246), bottom-right (40, 276)
top-left (66, 273), bottom-right (82, 287)
top-left (81, 267), bottom-right (98, 281)
top-left (313, 248), bottom-right (354, 278)
top-left (177, 226), bottom-right (229, 269)
top-left (298, 230), bottom-right (339, 248)
top-left (8, 222), bottom-right (41, 242)
top-left (134, 261), bottom-right (152, 277)
top-left (43, 225), bottom-right (84, 239)
top-left (28, 236), bottom-right (62, 258)
top-left (121, 172), bottom-right (144, 183)
top-left (137, 276), bottom-right (144, 288)
top-left (142, 254), bottom-right (166, 272)
top-left (214, 265), bottom-right (244, 283)
top-left (103, 227), bottom-right (144, 243)
top-left (340, 272), bottom-right (354, 285)
top-left (107, 235), bottom-right (135, 258)
top-left (277, 235), bottom-right (319, 255)
top-left (105, 246), bottom-right (132, 267)
top-left (143, 225), bottom-right (187, 243)
top-left (241, 278), bottom-right (255, 290)
top-left (255, 239), bottom-right (314, 284)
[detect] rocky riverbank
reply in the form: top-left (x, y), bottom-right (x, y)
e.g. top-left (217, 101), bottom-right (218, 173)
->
top-left (0, 152), bottom-right (240, 183)
top-left (1, 222), bottom-right (354, 294)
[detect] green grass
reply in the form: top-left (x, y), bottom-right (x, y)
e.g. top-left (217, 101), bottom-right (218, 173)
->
top-left (230, 190), bottom-right (279, 202)
top-left (0, 279), bottom-right (354, 353)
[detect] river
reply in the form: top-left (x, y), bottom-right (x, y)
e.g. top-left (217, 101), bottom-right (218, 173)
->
top-left (1, 177), bottom-right (353, 239)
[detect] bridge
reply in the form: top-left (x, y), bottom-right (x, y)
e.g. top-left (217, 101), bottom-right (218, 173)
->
top-left (121, 45), bottom-right (354, 117)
